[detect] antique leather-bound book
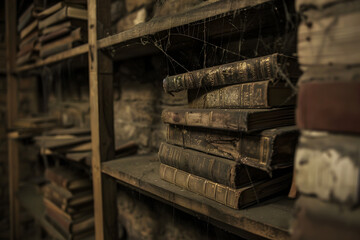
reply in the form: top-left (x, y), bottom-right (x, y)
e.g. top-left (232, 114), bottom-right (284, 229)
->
top-left (45, 200), bottom-right (94, 235)
top-left (296, 81), bottom-right (360, 134)
top-left (165, 125), bottom-right (298, 172)
top-left (295, 131), bottom-right (360, 207)
top-left (40, 27), bottom-right (86, 58)
top-left (43, 183), bottom-right (93, 212)
top-left (162, 108), bottom-right (295, 132)
top-left (44, 197), bottom-right (93, 221)
top-left (17, 3), bottom-right (44, 32)
top-left (163, 53), bottom-right (300, 93)
top-left (188, 80), bottom-right (296, 109)
top-left (19, 19), bottom-right (38, 40)
top-left (158, 143), bottom-right (271, 188)
top-left (160, 164), bottom-right (292, 209)
top-left (19, 30), bottom-right (39, 49)
top-left (39, 5), bottom-right (87, 30)
top-left (16, 41), bottom-right (37, 58)
top-left (36, 1), bottom-right (88, 19)
top-left (45, 167), bottom-right (92, 191)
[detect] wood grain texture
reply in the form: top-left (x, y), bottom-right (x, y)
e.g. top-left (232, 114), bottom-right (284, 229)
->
top-left (15, 44), bottom-right (88, 72)
top-left (102, 155), bottom-right (293, 240)
top-left (6, 0), bottom-right (20, 239)
top-left (8, 140), bottom-right (19, 240)
top-left (87, 0), bottom-right (117, 239)
top-left (16, 0), bottom-right (276, 73)
top-left (98, 0), bottom-right (272, 49)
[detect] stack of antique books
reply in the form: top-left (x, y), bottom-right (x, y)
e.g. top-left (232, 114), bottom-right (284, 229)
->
top-left (16, 0), bottom-right (88, 66)
top-left (16, 2), bottom-right (44, 66)
top-left (43, 167), bottom-right (94, 239)
top-left (158, 53), bottom-right (300, 209)
top-left (293, 0), bottom-right (360, 239)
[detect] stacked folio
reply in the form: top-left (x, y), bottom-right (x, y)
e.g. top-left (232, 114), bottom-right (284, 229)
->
top-left (158, 53), bottom-right (300, 209)
top-left (16, 0), bottom-right (88, 66)
top-left (293, 0), bottom-right (360, 239)
top-left (43, 167), bottom-right (94, 239)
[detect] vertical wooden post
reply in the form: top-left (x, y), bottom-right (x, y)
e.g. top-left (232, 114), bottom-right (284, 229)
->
top-left (5, 0), bottom-right (20, 240)
top-left (87, 0), bottom-right (118, 239)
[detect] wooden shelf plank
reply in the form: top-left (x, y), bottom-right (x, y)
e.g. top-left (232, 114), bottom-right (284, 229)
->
top-left (102, 154), bottom-right (293, 240)
top-left (15, 44), bottom-right (88, 73)
top-left (98, 0), bottom-right (271, 50)
top-left (14, 0), bottom-right (272, 72)
top-left (17, 184), bottom-right (67, 240)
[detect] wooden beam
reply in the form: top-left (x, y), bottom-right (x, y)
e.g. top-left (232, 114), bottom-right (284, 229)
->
top-left (8, 139), bottom-right (20, 240)
top-left (88, 0), bottom-right (117, 239)
top-left (6, 0), bottom-right (20, 239)
top-left (5, 0), bottom-right (17, 125)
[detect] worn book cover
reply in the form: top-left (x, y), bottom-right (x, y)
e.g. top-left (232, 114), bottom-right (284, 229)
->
top-left (163, 53), bottom-right (300, 93)
top-left (40, 27), bottom-right (86, 58)
top-left (44, 197), bottom-right (93, 221)
top-left (162, 108), bottom-right (295, 132)
top-left (295, 131), bottom-right (360, 207)
top-left (166, 125), bottom-right (298, 172)
top-left (45, 202), bottom-right (94, 234)
top-left (297, 81), bottom-right (360, 134)
top-left (39, 5), bottom-right (87, 30)
top-left (20, 19), bottom-right (38, 40)
top-left (45, 214), bottom-right (94, 240)
top-left (158, 143), bottom-right (272, 188)
top-left (188, 80), bottom-right (296, 109)
top-left (160, 163), bottom-right (292, 209)
top-left (44, 167), bottom-right (92, 191)
top-left (43, 183), bottom-right (93, 212)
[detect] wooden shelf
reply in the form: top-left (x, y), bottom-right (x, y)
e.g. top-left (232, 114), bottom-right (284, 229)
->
top-left (102, 154), bottom-right (294, 240)
top-left (98, 0), bottom-right (271, 50)
top-left (17, 184), bottom-right (67, 240)
top-left (15, 0), bottom-right (273, 72)
top-left (15, 44), bottom-right (88, 73)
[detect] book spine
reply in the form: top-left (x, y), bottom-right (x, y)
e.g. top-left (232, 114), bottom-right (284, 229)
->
top-left (158, 143), bottom-right (240, 188)
top-left (163, 54), bottom-right (280, 93)
top-left (189, 80), bottom-right (295, 109)
top-left (45, 169), bottom-right (69, 189)
top-left (159, 163), bottom-right (240, 209)
top-left (296, 82), bottom-right (360, 134)
top-left (166, 125), bottom-right (274, 168)
top-left (44, 191), bottom-right (68, 210)
top-left (189, 81), bottom-right (272, 108)
top-left (40, 42), bottom-right (72, 58)
top-left (45, 205), bottom-right (72, 233)
top-left (39, 27), bottom-right (71, 43)
top-left (295, 132), bottom-right (360, 206)
top-left (161, 109), bottom-right (249, 132)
